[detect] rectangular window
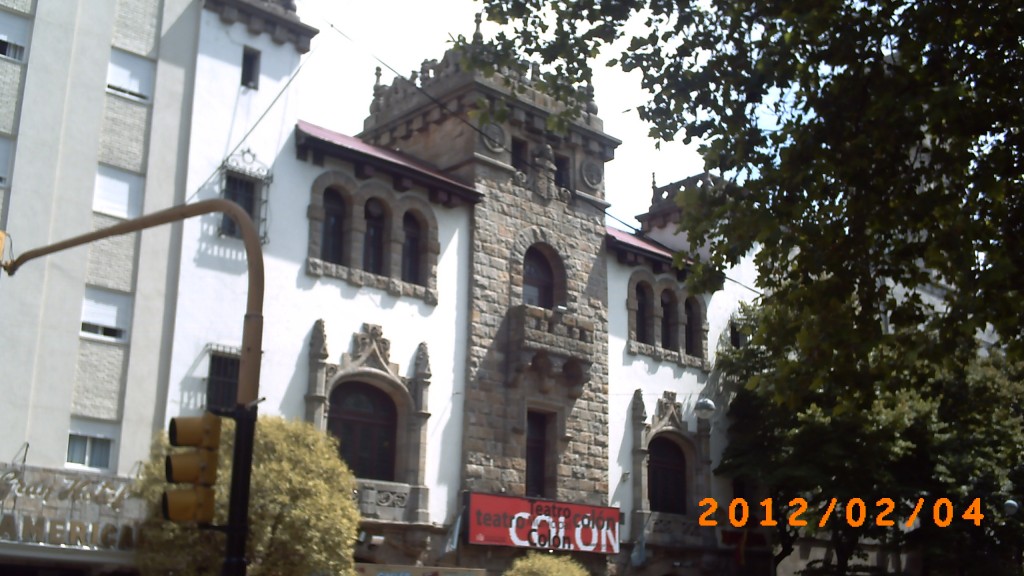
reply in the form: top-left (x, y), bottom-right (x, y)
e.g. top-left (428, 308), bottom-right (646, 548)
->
top-left (241, 46), bottom-right (260, 89)
top-left (81, 286), bottom-right (132, 342)
top-left (554, 154), bottom-right (571, 190)
top-left (511, 138), bottom-right (529, 172)
top-left (525, 411), bottom-right (551, 498)
top-left (207, 352), bottom-right (239, 413)
top-left (67, 434), bottom-right (112, 469)
top-left (221, 173), bottom-right (257, 238)
top-left (94, 164), bottom-right (144, 219)
top-left (107, 48), bottom-right (155, 101)
top-left (0, 10), bottom-right (30, 62)
top-left (0, 135), bottom-right (12, 187)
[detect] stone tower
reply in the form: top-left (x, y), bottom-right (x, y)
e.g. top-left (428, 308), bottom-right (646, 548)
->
top-left (360, 20), bottom-right (621, 573)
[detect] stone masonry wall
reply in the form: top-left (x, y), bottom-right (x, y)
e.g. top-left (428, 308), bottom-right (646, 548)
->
top-left (86, 213), bottom-right (137, 292)
top-left (112, 0), bottom-right (160, 58)
top-left (0, 59), bottom-right (22, 135)
top-left (99, 95), bottom-right (151, 173)
top-left (0, 0), bottom-right (31, 14)
top-left (462, 165), bottom-right (610, 504)
top-left (459, 165), bottom-right (611, 575)
top-left (73, 339), bottom-right (128, 420)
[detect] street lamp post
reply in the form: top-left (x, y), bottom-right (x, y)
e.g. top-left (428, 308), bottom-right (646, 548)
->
top-left (2, 199), bottom-right (263, 576)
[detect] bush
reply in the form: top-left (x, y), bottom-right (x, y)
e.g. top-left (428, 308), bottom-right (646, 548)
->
top-left (502, 551), bottom-right (590, 576)
top-left (134, 416), bottom-right (360, 576)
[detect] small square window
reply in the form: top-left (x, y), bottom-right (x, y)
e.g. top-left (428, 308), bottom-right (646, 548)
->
top-left (221, 174), bottom-right (257, 238)
top-left (0, 39), bottom-right (25, 61)
top-left (511, 138), bottom-right (529, 172)
top-left (0, 135), bottom-right (12, 187)
top-left (525, 411), bottom-right (552, 498)
top-left (207, 352), bottom-right (239, 413)
top-left (94, 164), bottom-right (144, 219)
top-left (81, 286), bottom-right (132, 342)
top-left (241, 47), bottom-right (260, 89)
top-left (0, 10), bottom-right (30, 62)
top-left (107, 49), bottom-right (155, 101)
top-left (67, 434), bottom-right (112, 469)
top-left (554, 154), bottom-right (571, 189)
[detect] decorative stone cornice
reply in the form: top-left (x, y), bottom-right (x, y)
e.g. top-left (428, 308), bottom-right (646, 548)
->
top-left (204, 0), bottom-right (318, 53)
top-left (342, 323), bottom-right (399, 378)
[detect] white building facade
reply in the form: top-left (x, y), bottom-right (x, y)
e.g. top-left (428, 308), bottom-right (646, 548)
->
top-left (0, 2), bottom-right (765, 575)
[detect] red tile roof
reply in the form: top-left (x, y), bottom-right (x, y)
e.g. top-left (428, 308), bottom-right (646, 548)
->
top-left (605, 226), bottom-right (675, 261)
top-left (295, 120), bottom-right (481, 201)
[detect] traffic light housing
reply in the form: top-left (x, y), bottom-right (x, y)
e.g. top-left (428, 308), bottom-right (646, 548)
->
top-left (163, 411), bottom-right (221, 524)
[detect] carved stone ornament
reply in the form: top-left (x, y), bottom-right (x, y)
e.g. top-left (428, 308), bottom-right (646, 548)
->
top-left (342, 323), bottom-right (398, 377)
top-left (309, 319), bottom-right (329, 360)
top-left (481, 122), bottom-right (506, 153)
top-left (532, 143), bottom-right (566, 202)
top-left (581, 159), bottom-right (603, 189)
top-left (652, 391), bottom-right (685, 433)
top-left (222, 147), bottom-right (272, 183)
top-left (414, 342), bottom-right (432, 381)
top-left (631, 389), bottom-right (647, 423)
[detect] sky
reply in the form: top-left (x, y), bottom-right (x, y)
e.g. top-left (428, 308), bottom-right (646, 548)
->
top-left (292, 1), bottom-right (705, 231)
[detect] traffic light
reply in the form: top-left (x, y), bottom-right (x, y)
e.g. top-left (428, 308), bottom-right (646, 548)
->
top-left (163, 411), bottom-right (221, 524)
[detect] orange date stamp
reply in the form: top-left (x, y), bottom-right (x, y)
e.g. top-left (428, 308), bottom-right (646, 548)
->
top-left (698, 497), bottom-right (985, 528)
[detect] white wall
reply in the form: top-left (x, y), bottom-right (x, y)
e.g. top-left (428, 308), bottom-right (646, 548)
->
top-left (165, 11), bottom-right (470, 525)
top-left (604, 237), bottom-right (760, 541)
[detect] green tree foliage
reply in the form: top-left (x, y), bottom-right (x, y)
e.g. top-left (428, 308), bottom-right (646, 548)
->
top-left (472, 0), bottom-right (1023, 367)
top-left (502, 551), bottom-right (590, 576)
top-left (134, 416), bottom-right (360, 576)
top-left (469, 3), bottom-right (1023, 570)
top-left (717, 305), bottom-right (1024, 574)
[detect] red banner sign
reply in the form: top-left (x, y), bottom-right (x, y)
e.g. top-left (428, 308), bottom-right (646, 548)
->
top-left (466, 493), bottom-right (620, 555)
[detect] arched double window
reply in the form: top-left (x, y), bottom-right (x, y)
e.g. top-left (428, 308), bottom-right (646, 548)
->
top-left (684, 297), bottom-right (702, 358)
top-left (523, 246), bottom-right (555, 309)
top-left (327, 383), bottom-right (397, 481)
top-left (402, 212), bottom-right (424, 285)
top-left (648, 436), bottom-right (687, 514)
top-left (321, 188), bottom-right (346, 265)
top-left (363, 199), bottom-right (387, 275)
top-left (635, 282), bottom-right (654, 345)
top-left (660, 290), bottom-right (679, 350)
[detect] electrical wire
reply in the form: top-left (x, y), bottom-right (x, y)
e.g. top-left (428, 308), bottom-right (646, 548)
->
top-left (185, 40), bottom-right (318, 203)
top-left (325, 19), bottom-right (763, 296)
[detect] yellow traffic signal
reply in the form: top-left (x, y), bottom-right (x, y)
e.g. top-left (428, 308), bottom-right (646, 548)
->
top-left (163, 411), bottom-right (221, 524)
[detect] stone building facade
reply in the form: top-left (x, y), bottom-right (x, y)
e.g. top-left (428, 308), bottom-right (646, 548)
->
top-left (358, 34), bottom-right (623, 573)
top-left (2, 3), bottom-right (767, 575)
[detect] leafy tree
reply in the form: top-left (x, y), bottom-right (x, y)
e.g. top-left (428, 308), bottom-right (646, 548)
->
top-left (470, 0), bottom-right (1023, 365)
top-left (716, 304), bottom-right (1024, 574)
top-left (467, 4), bottom-right (1023, 570)
top-left (502, 551), bottom-right (590, 576)
top-left (134, 416), bottom-right (360, 576)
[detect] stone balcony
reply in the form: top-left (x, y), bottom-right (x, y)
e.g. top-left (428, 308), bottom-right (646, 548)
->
top-left (633, 510), bottom-right (706, 549)
top-left (507, 305), bottom-right (595, 398)
top-left (509, 304), bottom-right (595, 358)
top-left (355, 479), bottom-right (428, 524)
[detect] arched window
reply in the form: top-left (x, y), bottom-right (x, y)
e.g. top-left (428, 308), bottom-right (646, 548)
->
top-left (523, 246), bottom-right (554, 309)
top-left (327, 383), bottom-right (396, 481)
top-left (402, 212), bottom-right (423, 285)
top-left (363, 198), bottom-right (387, 275)
top-left (635, 283), bottom-right (653, 345)
top-left (321, 188), bottom-right (346, 265)
top-left (684, 297), bottom-right (702, 357)
top-left (660, 290), bottom-right (679, 350)
top-left (648, 436), bottom-right (686, 514)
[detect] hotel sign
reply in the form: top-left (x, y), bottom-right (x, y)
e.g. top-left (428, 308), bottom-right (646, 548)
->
top-left (466, 492), bottom-right (620, 554)
top-left (0, 463), bottom-right (146, 551)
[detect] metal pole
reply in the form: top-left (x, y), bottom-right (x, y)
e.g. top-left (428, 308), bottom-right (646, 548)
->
top-left (223, 402), bottom-right (257, 576)
top-left (2, 199), bottom-right (264, 576)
